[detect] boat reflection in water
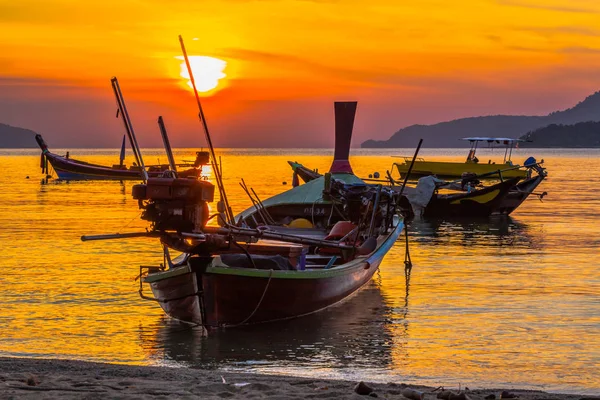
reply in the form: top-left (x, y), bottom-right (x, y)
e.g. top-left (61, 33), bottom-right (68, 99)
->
top-left (407, 216), bottom-right (543, 250)
top-left (139, 279), bottom-right (400, 374)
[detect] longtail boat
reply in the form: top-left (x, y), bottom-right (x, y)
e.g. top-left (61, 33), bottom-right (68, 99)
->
top-left (399, 176), bottom-right (521, 218)
top-left (281, 160), bottom-right (546, 218)
top-left (138, 101), bottom-right (403, 328)
top-left (35, 134), bottom-right (208, 180)
top-left (393, 137), bottom-right (529, 180)
top-left (82, 38), bottom-right (405, 332)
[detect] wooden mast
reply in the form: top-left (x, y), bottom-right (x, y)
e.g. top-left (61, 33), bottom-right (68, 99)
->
top-left (179, 35), bottom-right (234, 224)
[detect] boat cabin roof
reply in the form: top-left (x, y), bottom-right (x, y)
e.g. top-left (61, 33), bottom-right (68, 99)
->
top-left (461, 137), bottom-right (524, 164)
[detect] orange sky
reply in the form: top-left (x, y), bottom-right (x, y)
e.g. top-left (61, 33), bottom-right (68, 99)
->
top-left (1, 0), bottom-right (600, 147)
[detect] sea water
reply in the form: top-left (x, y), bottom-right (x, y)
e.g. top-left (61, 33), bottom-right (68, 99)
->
top-left (0, 148), bottom-right (598, 394)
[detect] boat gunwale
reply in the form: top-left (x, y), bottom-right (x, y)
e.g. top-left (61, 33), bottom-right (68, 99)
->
top-left (144, 217), bottom-right (404, 282)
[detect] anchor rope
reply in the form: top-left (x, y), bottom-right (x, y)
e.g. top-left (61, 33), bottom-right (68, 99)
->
top-left (222, 269), bottom-right (274, 328)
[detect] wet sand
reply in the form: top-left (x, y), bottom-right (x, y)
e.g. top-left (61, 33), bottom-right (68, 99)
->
top-left (1, 357), bottom-right (596, 399)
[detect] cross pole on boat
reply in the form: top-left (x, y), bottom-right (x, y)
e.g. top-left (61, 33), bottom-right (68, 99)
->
top-left (81, 226), bottom-right (357, 252)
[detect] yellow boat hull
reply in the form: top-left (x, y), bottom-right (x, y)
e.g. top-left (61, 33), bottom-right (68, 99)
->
top-left (395, 160), bottom-right (527, 180)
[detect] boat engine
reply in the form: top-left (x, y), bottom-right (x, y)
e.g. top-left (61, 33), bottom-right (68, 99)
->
top-left (132, 178), bottom-right (215, 232)
top-left (328, 179), bottom-right (398, 230)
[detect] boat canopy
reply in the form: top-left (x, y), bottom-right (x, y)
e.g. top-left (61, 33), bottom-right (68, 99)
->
top-left (461, 137), bottom-right (525, 143)
top-left (461, 137), bottom-right (524, 164)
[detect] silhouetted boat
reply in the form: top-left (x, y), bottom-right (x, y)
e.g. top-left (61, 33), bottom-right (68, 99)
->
top-left (393, 137), bottom-right (529, 180)
top-left (399, 176), bottom-right (521, 218)
top-left (282, 161), bottom-right (544, 218)
top-left (35, 134), bottom-right (208, 180)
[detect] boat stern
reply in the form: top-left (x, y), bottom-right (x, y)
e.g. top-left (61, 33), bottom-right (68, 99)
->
top-left (143, 265), bottom-right (203, 325)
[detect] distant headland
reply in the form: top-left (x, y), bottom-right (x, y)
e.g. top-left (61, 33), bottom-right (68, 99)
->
top-left (518, 121), bottom-right (600, 148)
top-left (3, 92), bottom-right (600, 149)
top-left (0, 123), bottom-right (38, 148)
top-left (362, 91), bottom-right (600, 148)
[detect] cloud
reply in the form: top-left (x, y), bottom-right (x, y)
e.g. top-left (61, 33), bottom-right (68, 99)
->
top-left (517, 25), bottom-right (600, 37)
top-left (497, 0), bottom-right (598, 13)
top-left (559, 46), bottom-right (600, 54)
top-left (0, 77), bottom-right (84, 87)
top-left (216, 48), bottom-right (436, 90)
top-left (485, 35), bottom-right (503, 43)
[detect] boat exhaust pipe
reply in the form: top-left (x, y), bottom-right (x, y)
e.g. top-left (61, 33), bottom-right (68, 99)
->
top-left (329, 101), bottom-right (357, 174)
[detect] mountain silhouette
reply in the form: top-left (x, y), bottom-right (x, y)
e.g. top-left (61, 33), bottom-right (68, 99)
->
top-left (0, 123), bottom-right (38, 148)
top-left (519, 121), bottom-right (600, 148)
top-left (362, 91), bottom-right (600, 148)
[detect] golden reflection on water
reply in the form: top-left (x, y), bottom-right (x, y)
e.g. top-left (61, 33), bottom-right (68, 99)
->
top-left (0, 148), bottom-right (598, 394)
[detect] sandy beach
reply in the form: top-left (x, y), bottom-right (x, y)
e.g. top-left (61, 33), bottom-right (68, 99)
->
top-left (1, 357), bottom-right (596, 400)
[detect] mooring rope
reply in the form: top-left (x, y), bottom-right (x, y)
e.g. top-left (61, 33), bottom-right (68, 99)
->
top-left (223, 269), bottom-right (274, 328)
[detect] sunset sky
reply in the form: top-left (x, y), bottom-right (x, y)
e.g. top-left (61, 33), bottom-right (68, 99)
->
top-left (1, 0), bottom-right (600, 148)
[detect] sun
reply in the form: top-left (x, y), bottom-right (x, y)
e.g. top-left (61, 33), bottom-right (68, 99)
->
top-left (177, 55), bottom-right (227, 94)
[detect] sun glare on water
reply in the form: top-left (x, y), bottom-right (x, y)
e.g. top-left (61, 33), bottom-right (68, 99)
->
top-left (177, 55), bottom-right (227, 94)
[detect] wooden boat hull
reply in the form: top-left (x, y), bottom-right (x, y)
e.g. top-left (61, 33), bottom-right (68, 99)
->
top-left (420, 177), bottom-right (520, 218)
top-left (36, 134), bottom-right (200, 181)
top-left (44, 151), bottom-right (200, 180)
top-left (145, 219), bottom-right (404, 328)
top-left (492, 174), bottom-right (546, 216)
top-left (201, 258), bottom-right (378, 327)
top-left (395, 160), bottom-right (527, 180)
top-left (148, 268), bottom-right (203, 324)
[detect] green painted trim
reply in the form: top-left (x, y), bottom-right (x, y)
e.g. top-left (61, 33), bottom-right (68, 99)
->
top-left (205, 258), bottom-right (367, 279)
top-left (205, 217), bottom-right (404, 280)
top-left (143, 264), bottom-right (191, 283)
top-left (144, 217), bottom-right (404, 282)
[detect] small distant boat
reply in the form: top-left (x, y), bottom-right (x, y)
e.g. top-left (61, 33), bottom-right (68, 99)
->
top-left (393, 137), bottom-right (529, 180)
top-left (35, 134), bottom-right (209, 181)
